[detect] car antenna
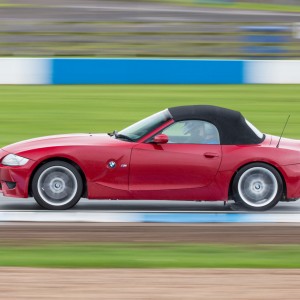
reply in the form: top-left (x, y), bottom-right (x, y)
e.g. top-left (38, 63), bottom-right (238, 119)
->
top-left (276, 114), bottom-right (290, 148)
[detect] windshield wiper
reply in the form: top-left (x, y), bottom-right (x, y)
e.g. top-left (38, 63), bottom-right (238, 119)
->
top-left (116, 133), bottom-right (135, 142)
top-left (108, 130), bottom-right (134, 142)
top-left (107, 131), bottom-right (115, 137)
top-left (108, 130), bottom-right (119, 137)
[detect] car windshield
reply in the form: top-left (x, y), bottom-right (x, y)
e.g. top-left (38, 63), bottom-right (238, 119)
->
top-left (245, 119), bottom-right (264, 140)
top-left (118, 109), bottom-right (172, 141)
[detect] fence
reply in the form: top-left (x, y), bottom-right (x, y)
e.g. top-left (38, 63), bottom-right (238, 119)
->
top-left (1, 19), bottom-right (298, 59)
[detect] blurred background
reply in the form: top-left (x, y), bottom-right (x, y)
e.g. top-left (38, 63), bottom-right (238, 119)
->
top-left (1, 0), bottom-right (300, 147)
top-left (1, 0), bottom-right (300, 59)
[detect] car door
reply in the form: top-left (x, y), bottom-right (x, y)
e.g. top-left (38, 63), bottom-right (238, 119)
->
top-left (129, 120), bottom-right (222, 200)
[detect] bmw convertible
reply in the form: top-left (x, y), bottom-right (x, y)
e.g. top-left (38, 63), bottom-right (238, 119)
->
top-left (0, 105), bottom-right (299, 211)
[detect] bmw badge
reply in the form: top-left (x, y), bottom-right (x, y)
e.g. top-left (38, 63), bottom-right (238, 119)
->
top-left (108, 161), bottom-right (116, 168)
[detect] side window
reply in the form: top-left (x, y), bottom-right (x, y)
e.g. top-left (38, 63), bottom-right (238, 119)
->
top-left (162, 120), bottom-right (220, 144)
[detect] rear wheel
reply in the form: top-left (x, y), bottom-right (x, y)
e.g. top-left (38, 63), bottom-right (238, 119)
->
top-left (232, 163), bottom-right (283, 211)
top-left (32, 161), bottom-right (83, 210)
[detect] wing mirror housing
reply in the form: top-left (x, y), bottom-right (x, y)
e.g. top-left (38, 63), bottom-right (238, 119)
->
top-left (153, 134), bottom-right (168, 144)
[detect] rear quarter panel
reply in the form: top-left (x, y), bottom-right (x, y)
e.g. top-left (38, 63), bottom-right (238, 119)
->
top-left (219, 141), bottom-right (300, 200)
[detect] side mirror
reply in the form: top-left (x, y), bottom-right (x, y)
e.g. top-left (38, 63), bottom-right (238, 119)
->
top-left (153, 134), bottom-right (168, 144)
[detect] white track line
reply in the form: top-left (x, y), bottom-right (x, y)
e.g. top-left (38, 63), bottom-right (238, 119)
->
top-left (0, 211), bottom-right (300, 223)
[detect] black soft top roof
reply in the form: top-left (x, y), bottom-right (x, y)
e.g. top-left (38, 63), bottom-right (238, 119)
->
top-left (168, 105), bottom-right (263, 145)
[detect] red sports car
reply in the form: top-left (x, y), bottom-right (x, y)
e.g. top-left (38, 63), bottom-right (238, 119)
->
top-left (0, 105), bottom-right (299, 210)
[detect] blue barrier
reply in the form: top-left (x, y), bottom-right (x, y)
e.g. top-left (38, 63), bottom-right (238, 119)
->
top-left (0, 58), bottom-right (300, 84)
top-left (51, 58), bottom-right (244, 84)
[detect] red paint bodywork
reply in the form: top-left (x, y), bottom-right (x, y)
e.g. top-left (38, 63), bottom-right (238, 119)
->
top-left (1, 124), bottom-right (300, 202)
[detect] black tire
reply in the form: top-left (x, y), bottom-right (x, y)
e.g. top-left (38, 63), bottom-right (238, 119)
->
top-left (232, 163), bottom-right (283, 211)
top-left (32, 160), bottom-right (83, 210)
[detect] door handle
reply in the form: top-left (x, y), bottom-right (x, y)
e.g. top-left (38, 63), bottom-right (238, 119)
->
top-left (204, 152), bottom-right (219, 158)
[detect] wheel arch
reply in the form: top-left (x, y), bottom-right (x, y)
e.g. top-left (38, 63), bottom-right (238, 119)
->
top-left (228, 161), bottom-right (287, 201)
top-left (28, 157), bottom-right (87, 198)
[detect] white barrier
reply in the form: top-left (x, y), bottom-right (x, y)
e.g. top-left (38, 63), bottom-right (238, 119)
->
top-left (0, 58), bottom-right (50, 84)
top-left (245, 60), bottom-right (300, 84)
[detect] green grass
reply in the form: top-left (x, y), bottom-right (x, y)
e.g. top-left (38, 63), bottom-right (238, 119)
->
top-left (0, 243), bottom-right (300, 268)
top-left (1, 1), bottom-right (300, 13)
top-left (0, 3), bottom-right (34, 8)
top-left (0, 1), bottom-right (299, 12)
top-left (146, 0), bottom-right (300, 13)
top-left (1, 85), bottom-right (300, 147)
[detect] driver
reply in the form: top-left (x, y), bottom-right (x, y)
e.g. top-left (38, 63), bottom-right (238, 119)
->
top-left (183, 121), bottom-right (218, 144)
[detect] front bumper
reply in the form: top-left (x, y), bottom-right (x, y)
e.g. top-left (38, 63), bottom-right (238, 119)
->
top-left (281, 163), bottom-right (300, 200)
top-left (0, 149), bottom-right (35, 198)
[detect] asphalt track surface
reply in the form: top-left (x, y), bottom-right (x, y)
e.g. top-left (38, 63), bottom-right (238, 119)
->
top-left (1, 196), bottom-right (300, 245)
top-left (1, 195), bottom-right (300, 213)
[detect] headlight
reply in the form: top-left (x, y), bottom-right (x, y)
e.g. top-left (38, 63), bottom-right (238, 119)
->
top-left (1, 154), bottom-right (29, 166)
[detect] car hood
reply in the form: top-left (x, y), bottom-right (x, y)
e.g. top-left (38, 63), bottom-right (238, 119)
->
top-left (2, 133), bottom-right (125, 154)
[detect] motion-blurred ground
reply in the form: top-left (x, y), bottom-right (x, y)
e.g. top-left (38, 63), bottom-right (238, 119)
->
top-left (1, 221), bottom-right (300, 296)
top-left (1, 223), bottom-right (300, 245)
top-left (1, 268), bottom-right (300, 300)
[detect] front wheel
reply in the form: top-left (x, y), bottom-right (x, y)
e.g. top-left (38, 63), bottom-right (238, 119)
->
top-left (32, 161), bottom-right (83, 210)
top-left (232, 163), bottom-right (283, 211)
